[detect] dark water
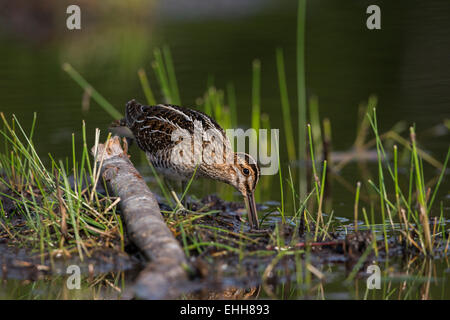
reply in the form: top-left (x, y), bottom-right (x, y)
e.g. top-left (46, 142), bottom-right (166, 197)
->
top-left (1, 0), bottom-right (449, 209)
top-left (0, 0), bottom-right (449, 299)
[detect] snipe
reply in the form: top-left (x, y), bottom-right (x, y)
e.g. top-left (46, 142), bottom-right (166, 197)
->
top-left (112, 99), bottom-right (260, 229)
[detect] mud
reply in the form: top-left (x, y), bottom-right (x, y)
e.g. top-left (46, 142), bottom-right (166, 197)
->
top-left (0, 243), bottom-right (141, 281)
top-left (0, 191), bottom-right (448, 299)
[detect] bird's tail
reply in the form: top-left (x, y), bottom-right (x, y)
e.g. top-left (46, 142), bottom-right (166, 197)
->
top-left (109, 118), bottom-right (135, 140)
top-left (109, 99), bottom-right (145, 140)
top-left (124, 99), bottom-right (144, 128)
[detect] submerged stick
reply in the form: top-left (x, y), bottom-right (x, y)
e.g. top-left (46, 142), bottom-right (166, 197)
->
top-left (91, 136), bottom-right (187, 299)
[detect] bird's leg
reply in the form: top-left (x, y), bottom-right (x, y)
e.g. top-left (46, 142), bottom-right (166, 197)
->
top-left (181, 180), bottom-right (189, 210)
top-left (163, 178), bottom-right (181, 209)
top-left (163, 177), bottom-right (173, 195)
top-left (164, 178), bottom-right (186, 211)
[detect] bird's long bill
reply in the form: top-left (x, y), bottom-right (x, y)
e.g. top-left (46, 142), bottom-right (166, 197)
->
top-left (244, 191), bottom-right (259, 229)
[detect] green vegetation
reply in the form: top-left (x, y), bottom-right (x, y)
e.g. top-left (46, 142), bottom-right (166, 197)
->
top-left (0, 114), bottom-right (123, 261)
top-left (297, 0), bottom-right (307, 199)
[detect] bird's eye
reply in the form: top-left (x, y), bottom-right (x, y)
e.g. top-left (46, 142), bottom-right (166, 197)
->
top-left (243, 168), bottom-right (250, 175)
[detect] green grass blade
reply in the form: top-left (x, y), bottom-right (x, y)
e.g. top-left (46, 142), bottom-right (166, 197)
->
top-left (62, 63), bottom-right (122, 120)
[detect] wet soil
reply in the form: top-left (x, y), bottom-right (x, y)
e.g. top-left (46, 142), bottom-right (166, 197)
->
top-left (0, 189), bottom-right (447, 299)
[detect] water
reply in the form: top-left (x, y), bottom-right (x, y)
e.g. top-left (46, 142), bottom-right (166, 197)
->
top-left (0, 0), bottom-right (449, 299)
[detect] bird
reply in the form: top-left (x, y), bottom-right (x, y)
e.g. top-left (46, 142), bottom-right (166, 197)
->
top-left (111, 99), bottom-right (260, 229)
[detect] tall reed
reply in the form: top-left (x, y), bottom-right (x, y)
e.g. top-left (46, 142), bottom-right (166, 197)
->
top-left (276, 48), bottom-right (296, 161)
top-left (297, 0), bottom-right (307, 199)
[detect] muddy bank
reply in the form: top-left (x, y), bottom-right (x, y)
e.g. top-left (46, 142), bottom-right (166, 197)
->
top-left (0, 243), bottom-right (141, 281)
top-left (1, 186), bottom-right (448, 299)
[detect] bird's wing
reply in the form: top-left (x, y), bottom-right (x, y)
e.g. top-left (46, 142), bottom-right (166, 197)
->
top-left (125, 100), bottom-right (231, 157)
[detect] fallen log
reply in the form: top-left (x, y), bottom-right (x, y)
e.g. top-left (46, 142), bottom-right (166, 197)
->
top-left (91, 136), bottom-right (188, 299)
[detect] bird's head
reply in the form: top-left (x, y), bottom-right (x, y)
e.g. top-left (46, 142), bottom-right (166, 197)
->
top-left (225, 152), bottom-right (260, 229)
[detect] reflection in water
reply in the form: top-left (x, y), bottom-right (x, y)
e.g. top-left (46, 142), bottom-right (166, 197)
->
top-left (0, 228), bottom-right (448, 299)
top-left (0, 272), bottom-right (131, 300)
top-left (186, 286), bottom-right (262, 300)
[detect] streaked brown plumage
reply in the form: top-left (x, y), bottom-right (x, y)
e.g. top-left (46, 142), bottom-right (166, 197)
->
top-left (114, 99), bottom-right (260, 229)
